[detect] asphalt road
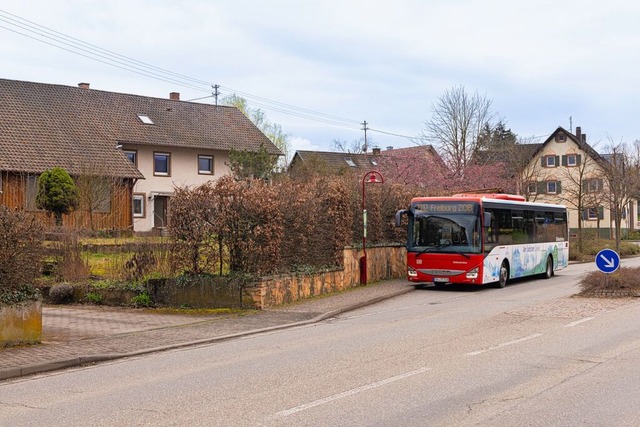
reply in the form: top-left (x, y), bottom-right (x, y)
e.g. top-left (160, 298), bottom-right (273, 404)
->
top-left (1, 259), bottom-right (640, 426)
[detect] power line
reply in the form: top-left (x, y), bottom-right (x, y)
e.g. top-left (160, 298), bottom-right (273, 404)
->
top-left (368, 128), bottom-right (417, 140)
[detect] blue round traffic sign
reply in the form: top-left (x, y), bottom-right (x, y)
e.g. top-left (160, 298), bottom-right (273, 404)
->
top-left (595, 249), bottom-right (620, 274)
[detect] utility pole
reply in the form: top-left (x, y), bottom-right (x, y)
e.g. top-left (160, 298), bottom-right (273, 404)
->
top-left (213, 84), bottom-right (220, 106)
top-left (362, 120), bottom-right (369, 153)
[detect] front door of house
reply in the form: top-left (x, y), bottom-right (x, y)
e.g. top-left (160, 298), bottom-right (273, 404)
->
top-left (154, 196), bottom-right (169, 229)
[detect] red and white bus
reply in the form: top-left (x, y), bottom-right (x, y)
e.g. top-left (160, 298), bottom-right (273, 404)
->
top-left (395, 194), bottom-right (569, 288)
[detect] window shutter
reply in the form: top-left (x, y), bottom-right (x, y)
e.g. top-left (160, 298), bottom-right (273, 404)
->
top-left (541, 157), bottom-right (545, 167)
top-left (597, 178), bottom-right (603, 191)
top-left (582, 209), bottom-right (588, 220)
top-left (556, 181), bottom-right (562, 194)
top-left (581, 180), bottom-right (587, 192)
top-left (598, 206), bottom-right (604, 220)
top-left (555, 156), bottom-right (560, 166)
top-left (576, 154), bottom-right (582, 166)
top-left (537, 182), bottom-right (546, 194)
top-left (561, 155), bottom-right (567, 166)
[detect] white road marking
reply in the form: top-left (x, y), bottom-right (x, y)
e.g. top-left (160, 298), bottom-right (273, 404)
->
top-left (466, 333), bottom-right (544, 356)
top-left (275, 367), bottom-right (431, 417)
top-left (564, 317), bottom-right (595, 327)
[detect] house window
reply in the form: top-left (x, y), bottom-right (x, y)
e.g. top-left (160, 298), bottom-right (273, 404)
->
top-left (555, 133), bottom-right (566, 142)
top-left (587, 208), bottom-right (598, 220)
top-left (546, 181), bottom-right (557, 194)
top-left (154, 152), bottom-right (171, 176)
top-left (198, 155), bottom-right (214, 175)
top-left (566, 154), bottom-right (577, 166)
top-left (545, 156), bottom-right (556, 167)
top-left (527, 182), bottom-right (537, 194)
top-left (345, 159), bottom-right (356, 167)
top-left (124, 150), bottom-right (137, 166)
top-left (137, 114), bottom-right (154, 125)
top-left (584, 178), bottom-right (603, 193)
top-left (133, 194), bottom-right (145, 218)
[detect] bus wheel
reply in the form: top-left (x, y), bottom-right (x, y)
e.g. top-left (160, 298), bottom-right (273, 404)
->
top-left (497, 261), bottom-right (509, 288)
top-left (543, 256), bottom-right (554, 279)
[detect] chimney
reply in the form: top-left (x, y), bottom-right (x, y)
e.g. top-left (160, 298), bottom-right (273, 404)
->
top-left (170, 92), bottom-right (180, 100)
top-left (582, 133), bottom-right (587, 143)
top-left (372, 147), bottom-right (381, 155)
top-left (386, 146), bottom-right (394, 151)
top-left (575, 126), bottom-right (581, 142)
top-left (78, 82), bottom-right (90, 89)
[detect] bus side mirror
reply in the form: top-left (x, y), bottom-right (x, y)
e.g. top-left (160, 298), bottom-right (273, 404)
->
top-left (395, 210), bottom-right (408, 227)
top-left (484, 212), bottom-right (492, 227)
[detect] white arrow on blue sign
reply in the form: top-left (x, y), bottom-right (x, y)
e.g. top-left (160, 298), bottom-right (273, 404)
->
top-left (595, 249), bottom-right (620, 274)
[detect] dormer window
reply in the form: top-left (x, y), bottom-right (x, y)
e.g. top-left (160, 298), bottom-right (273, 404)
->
top-left (345, 159), bottom-right (356, 167)
top-left (137, 114), bottom-right (154, 125)
top-left (555, 133), bottom-right (566, 142)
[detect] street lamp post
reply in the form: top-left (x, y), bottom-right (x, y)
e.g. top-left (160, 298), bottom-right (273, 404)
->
top-left (361, 170), bottom-right (384, 285)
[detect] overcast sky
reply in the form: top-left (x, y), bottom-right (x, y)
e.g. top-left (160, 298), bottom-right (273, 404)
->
top-left (2, 1), bottom-right (639, 160)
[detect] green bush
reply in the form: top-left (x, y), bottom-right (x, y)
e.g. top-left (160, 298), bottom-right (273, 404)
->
top-left (570, 239), bottom-right (640, 261)
top-left (0, 286), bottom-right (41, 305)
top-left (85, 292), bottom-right (103, 305)
top-left (36, 167), bottom-right (78, 226)
top-left (625, 230), bottom-right (640, 240)
top-left (130, 292), bottom-right (153, 308)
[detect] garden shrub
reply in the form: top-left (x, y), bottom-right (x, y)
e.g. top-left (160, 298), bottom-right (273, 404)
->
top-left (0, 206), bottom-right (45, 304)
top-left (578, 267), bottom-right (640, 296)
top-left (130, 292), bottom-right (153, 308)
top-left (48, 283), bottom-right (75, 304)
top-left (84, 292), bottom-right (103, 304)
top-left (50, 231), bottom-right (90, 282)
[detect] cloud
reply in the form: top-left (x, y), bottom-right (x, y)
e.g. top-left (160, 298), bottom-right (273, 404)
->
top-left (289, 136), bottom-right (322, 153)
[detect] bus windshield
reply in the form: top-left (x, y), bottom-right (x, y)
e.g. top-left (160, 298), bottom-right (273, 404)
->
top-left (411, 213), bottom-right (482, 254)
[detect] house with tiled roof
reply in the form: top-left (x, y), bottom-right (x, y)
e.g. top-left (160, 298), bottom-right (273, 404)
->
top-left (522, 126), bottom-right (637, 238)
top-left (0, 78), bottom-right (280, 232)
top-left (288, 145), bottom-right (443, 179)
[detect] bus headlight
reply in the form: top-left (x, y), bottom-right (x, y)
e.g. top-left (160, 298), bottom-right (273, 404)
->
top-left (466, 267), bottom-right (479, 279)
top-left (408, 267), bottom-right (418, 277)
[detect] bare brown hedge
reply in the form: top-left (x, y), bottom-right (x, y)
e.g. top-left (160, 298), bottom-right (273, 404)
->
top-left (578, 268), bottom-right (640, 297)
top-left (169, 175), bottom-right (413, 277)
top-left (0, 206), bottom-right (45, 291)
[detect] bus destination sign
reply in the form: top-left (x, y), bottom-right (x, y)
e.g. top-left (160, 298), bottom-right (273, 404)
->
top-left (413, 202), bottom-right (477, 214)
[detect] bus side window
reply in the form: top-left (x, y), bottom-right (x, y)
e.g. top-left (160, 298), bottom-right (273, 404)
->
top-left (484, 209), bottom-right (497, 251)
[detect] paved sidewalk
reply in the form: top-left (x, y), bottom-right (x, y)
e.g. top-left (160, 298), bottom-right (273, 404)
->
top-left (0, 279), bottom-right (413, 381)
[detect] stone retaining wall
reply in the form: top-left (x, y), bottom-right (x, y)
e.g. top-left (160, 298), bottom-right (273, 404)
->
top-left (243, 245), bottom-right (406, 309)
top-left (41, 245), bottom-right (408, 310)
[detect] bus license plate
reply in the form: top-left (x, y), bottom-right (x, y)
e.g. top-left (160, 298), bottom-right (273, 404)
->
top-left (433, 277), bottom-right (448, 284)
